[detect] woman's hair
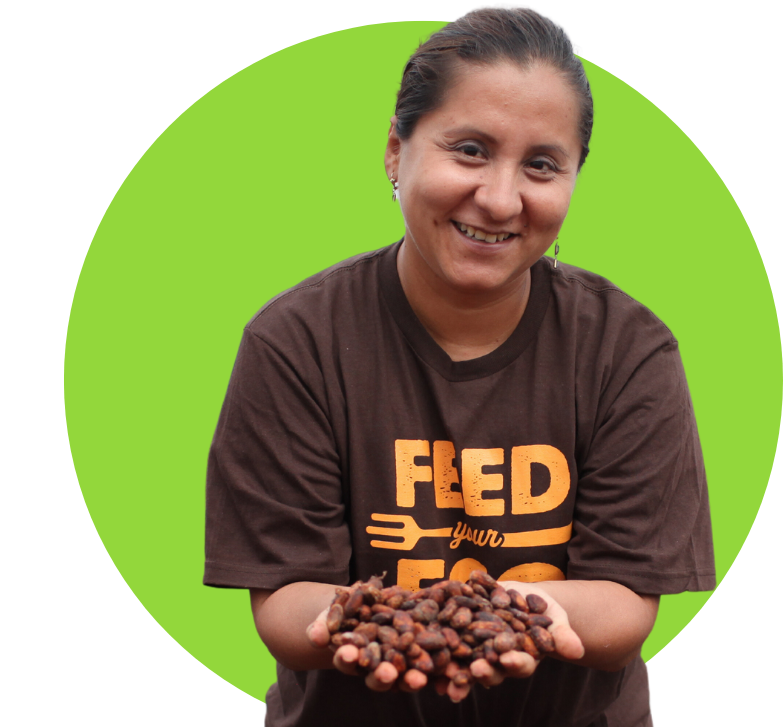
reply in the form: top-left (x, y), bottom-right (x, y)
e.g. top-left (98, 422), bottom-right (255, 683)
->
top-left (395, 8), bottom-right (593, 169)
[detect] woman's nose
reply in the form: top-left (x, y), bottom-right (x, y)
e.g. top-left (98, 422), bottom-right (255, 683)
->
top-left (473, 167), bottom-right (523, 221)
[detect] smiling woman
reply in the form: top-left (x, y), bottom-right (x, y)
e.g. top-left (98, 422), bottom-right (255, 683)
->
top-left (203, 8), bottom-right (715, 727)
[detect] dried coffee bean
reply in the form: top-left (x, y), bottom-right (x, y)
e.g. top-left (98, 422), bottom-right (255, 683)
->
top-left (510, 608), bottom-right (530, 622)
top-left (354, 622), bottom-right (379, 642)
top-left (515, 632), bottom-right (541, 659)
top-left (493, 632), bottom-right (517, 654)
top-left (333, 588), bottom-right (351, 608)
top-left (471, 582), bottom-right (490, 599)
top-left (494, 608), bottom-right (514, 623)
top-left (367, 573), bottom-right (386, 591)
top-left (371, 603), bottom-right (395, 615)
top-left (412, 622), bottom-right (426, 636)
top-left (507, 589), bottom-right (529, 612)
top-left (510, 618), bottom-right (527, 633)
top-left (441, 627), bottom-right (461, 651)
top-left (438, 600), bottom-right (459, 623)
top-left (344, 589), bottom-right (364, 618)
top-left (432, 647), bottom-right (451, 674)
top-left (461, 633), bottom-right (477, 647)
top-left (371, 611), bottom-right (394, 626)
top-left (474, 596), bottom-right (493, 612)
top-left (468, 570), bottom-right (498, 590)
top-left (340, 618), bottom-right (359, 630)
top-left (412, 588), bottom-right (431, 601)
top-left (406, 643), bottom-right (423, 660)
top-left (415, 630), bottom-right (447, 651)
top-left (483, 640), bottom-right (499, 665)
top-left (526, 594), bottom-right (548, 614)
top-left (466, 620), bottom-right (505, 633)
top-left (400, 600), bottom-right (417, 610)
top-left (357, 604), bottom-right (372, 622)
top-left (398, 631), bottom-right (415, 649)
top-left (490, 587), bottom-right (512, 609)
top-left (411, 599), bottom-right (440, 623)
top-left (341, 632), bottom-right (369, 648)
top-left (460, 583), bottom-right (475, 597)
top-left (450, 606), bottom-right (473, 629)
top-left (443, 581), bottom-right (465, 598)
top-left (451, 642), bottom-right (473, 660)
top-left (452, 595), bottom-right (478, 610)
top-left (360, 583), bottom-right (383, 604)
top-left (527, 614), bottom-right (553, 628)
top-left (326, 603), bottom-right (343, 633)
top-left (358, 642), bottom-right (381, 671)
top-left (529, 624), bottom-right (555, 653)
top-left (410, 651), bottom-right (435, 674)
top-left (384, 649), bottom-right (407, 674)
top-left (473, 611), bottom-right (504, 625)
top-left (377, 626), bottom-right (399, 647)
top-left (393, 611), bottom-right (415, 633)
top-left (429, 587), bottom-right (446, 605)
top-left (472, 627), bottom-right (502, 642)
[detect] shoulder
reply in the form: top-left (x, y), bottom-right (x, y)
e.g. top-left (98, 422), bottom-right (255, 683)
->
top-left (244, 244), bottom-right (393, 344)
top-left (545, 258), bottom-right (676, 348)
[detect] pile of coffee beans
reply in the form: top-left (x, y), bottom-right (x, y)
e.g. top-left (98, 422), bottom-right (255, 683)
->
top-left (325, 570), bottom-right (555, 691)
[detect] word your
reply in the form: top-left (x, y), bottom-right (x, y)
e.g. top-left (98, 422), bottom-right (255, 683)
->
top-left (450, 521), bottom-right (504, 549)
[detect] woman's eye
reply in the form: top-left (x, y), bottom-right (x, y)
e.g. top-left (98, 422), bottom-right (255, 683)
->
top-left (529, 159), bottom-right (557, 173)
top-left (458, 144), bottom-right (483, 158)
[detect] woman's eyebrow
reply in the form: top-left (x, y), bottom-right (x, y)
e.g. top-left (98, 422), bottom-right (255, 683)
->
top-left (530, 143), bottom-right (571, 158)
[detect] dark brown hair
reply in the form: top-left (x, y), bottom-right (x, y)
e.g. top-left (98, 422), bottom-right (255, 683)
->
top-left (395, 8), bottom-right (593, 169)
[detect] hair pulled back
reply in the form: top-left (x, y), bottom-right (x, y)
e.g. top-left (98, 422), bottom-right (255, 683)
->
top-left (395, 8), bottom-right (593, 169)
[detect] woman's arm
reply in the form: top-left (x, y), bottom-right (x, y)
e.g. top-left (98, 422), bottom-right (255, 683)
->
top-left (250, 583), bottom-right (338, 671)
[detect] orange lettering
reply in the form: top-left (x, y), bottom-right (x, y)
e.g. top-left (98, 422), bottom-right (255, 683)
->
top-left (510, 445), bottom-right (570, 515)
top-left (397, 558), bottom-right (445, 591)
top-left (395, 440), bottom-right (432, 508)
top-left (433, 440), bottom-right (463, 508)
top-left (461, 448), bottom-right (505, 516)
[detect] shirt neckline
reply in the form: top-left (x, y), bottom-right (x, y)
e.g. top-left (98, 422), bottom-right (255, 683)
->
top-left (379, 240), bottom-right (552, 382)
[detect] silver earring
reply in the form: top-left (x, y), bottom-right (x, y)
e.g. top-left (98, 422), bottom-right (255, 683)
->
top-left (390, 176), bottom-right (399, 202)
top-left (553, 239), bottom-right (560, 268)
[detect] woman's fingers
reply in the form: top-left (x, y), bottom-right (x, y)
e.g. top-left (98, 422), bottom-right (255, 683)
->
top-left (498, 650), bottom-right (537, 678)
top-left (305, 608), bottom-right (331, 649)
top-left (365, 662), bottom-right (399, 691)
top-left (552, 622), bottom-right (585, 660)
top-left (470, 658), bottom-right (506, 687)
top-left (399, 669), bottom-right (428, 692)
top-left (333, 644), bottom-right (360, 674)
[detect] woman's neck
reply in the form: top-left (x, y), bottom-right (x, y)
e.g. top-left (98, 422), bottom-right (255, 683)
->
top-left (397, 242), bottom-right (531, 362)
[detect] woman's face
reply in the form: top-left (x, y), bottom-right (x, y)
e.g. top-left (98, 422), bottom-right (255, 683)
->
top-left (386, 61), bottom-right (583, 298)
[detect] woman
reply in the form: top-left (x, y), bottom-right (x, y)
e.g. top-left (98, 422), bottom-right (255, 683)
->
top-left (204, 8), bottom-right (715, 726)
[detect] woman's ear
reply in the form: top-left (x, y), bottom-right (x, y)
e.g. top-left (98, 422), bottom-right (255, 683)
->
top-left (384, 115), bottom-right (402, 179)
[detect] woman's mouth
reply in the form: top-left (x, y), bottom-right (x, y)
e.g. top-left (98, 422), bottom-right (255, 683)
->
top-left (452, 220), bottom-right (514, 243)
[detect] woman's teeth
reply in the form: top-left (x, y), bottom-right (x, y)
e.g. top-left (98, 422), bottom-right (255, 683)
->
top-left (456, 222), bottom-right (512, 243)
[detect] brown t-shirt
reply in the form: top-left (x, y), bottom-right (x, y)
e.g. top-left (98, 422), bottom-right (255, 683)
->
top-left (204, 242), bottom-right (715, 727)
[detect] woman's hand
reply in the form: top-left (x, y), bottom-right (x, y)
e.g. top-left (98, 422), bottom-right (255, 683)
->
top-left (464, 582), bottom-right (584, 695)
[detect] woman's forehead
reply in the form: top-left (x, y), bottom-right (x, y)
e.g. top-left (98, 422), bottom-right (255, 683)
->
top-left (422, 62), bottom-right (582, 152)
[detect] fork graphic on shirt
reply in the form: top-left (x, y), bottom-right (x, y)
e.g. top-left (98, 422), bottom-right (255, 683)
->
top-left (366, 513), bottom-right (573, 551)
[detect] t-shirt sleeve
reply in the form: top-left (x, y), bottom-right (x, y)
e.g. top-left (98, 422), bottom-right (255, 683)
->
top-left (567, 338), bottom-right (716, 594)
top-left (204, 326), bottom-right (351, 590)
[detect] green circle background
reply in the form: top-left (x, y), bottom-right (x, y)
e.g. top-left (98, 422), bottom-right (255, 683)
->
top-left (65, 22), bottom-right (781, 701)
